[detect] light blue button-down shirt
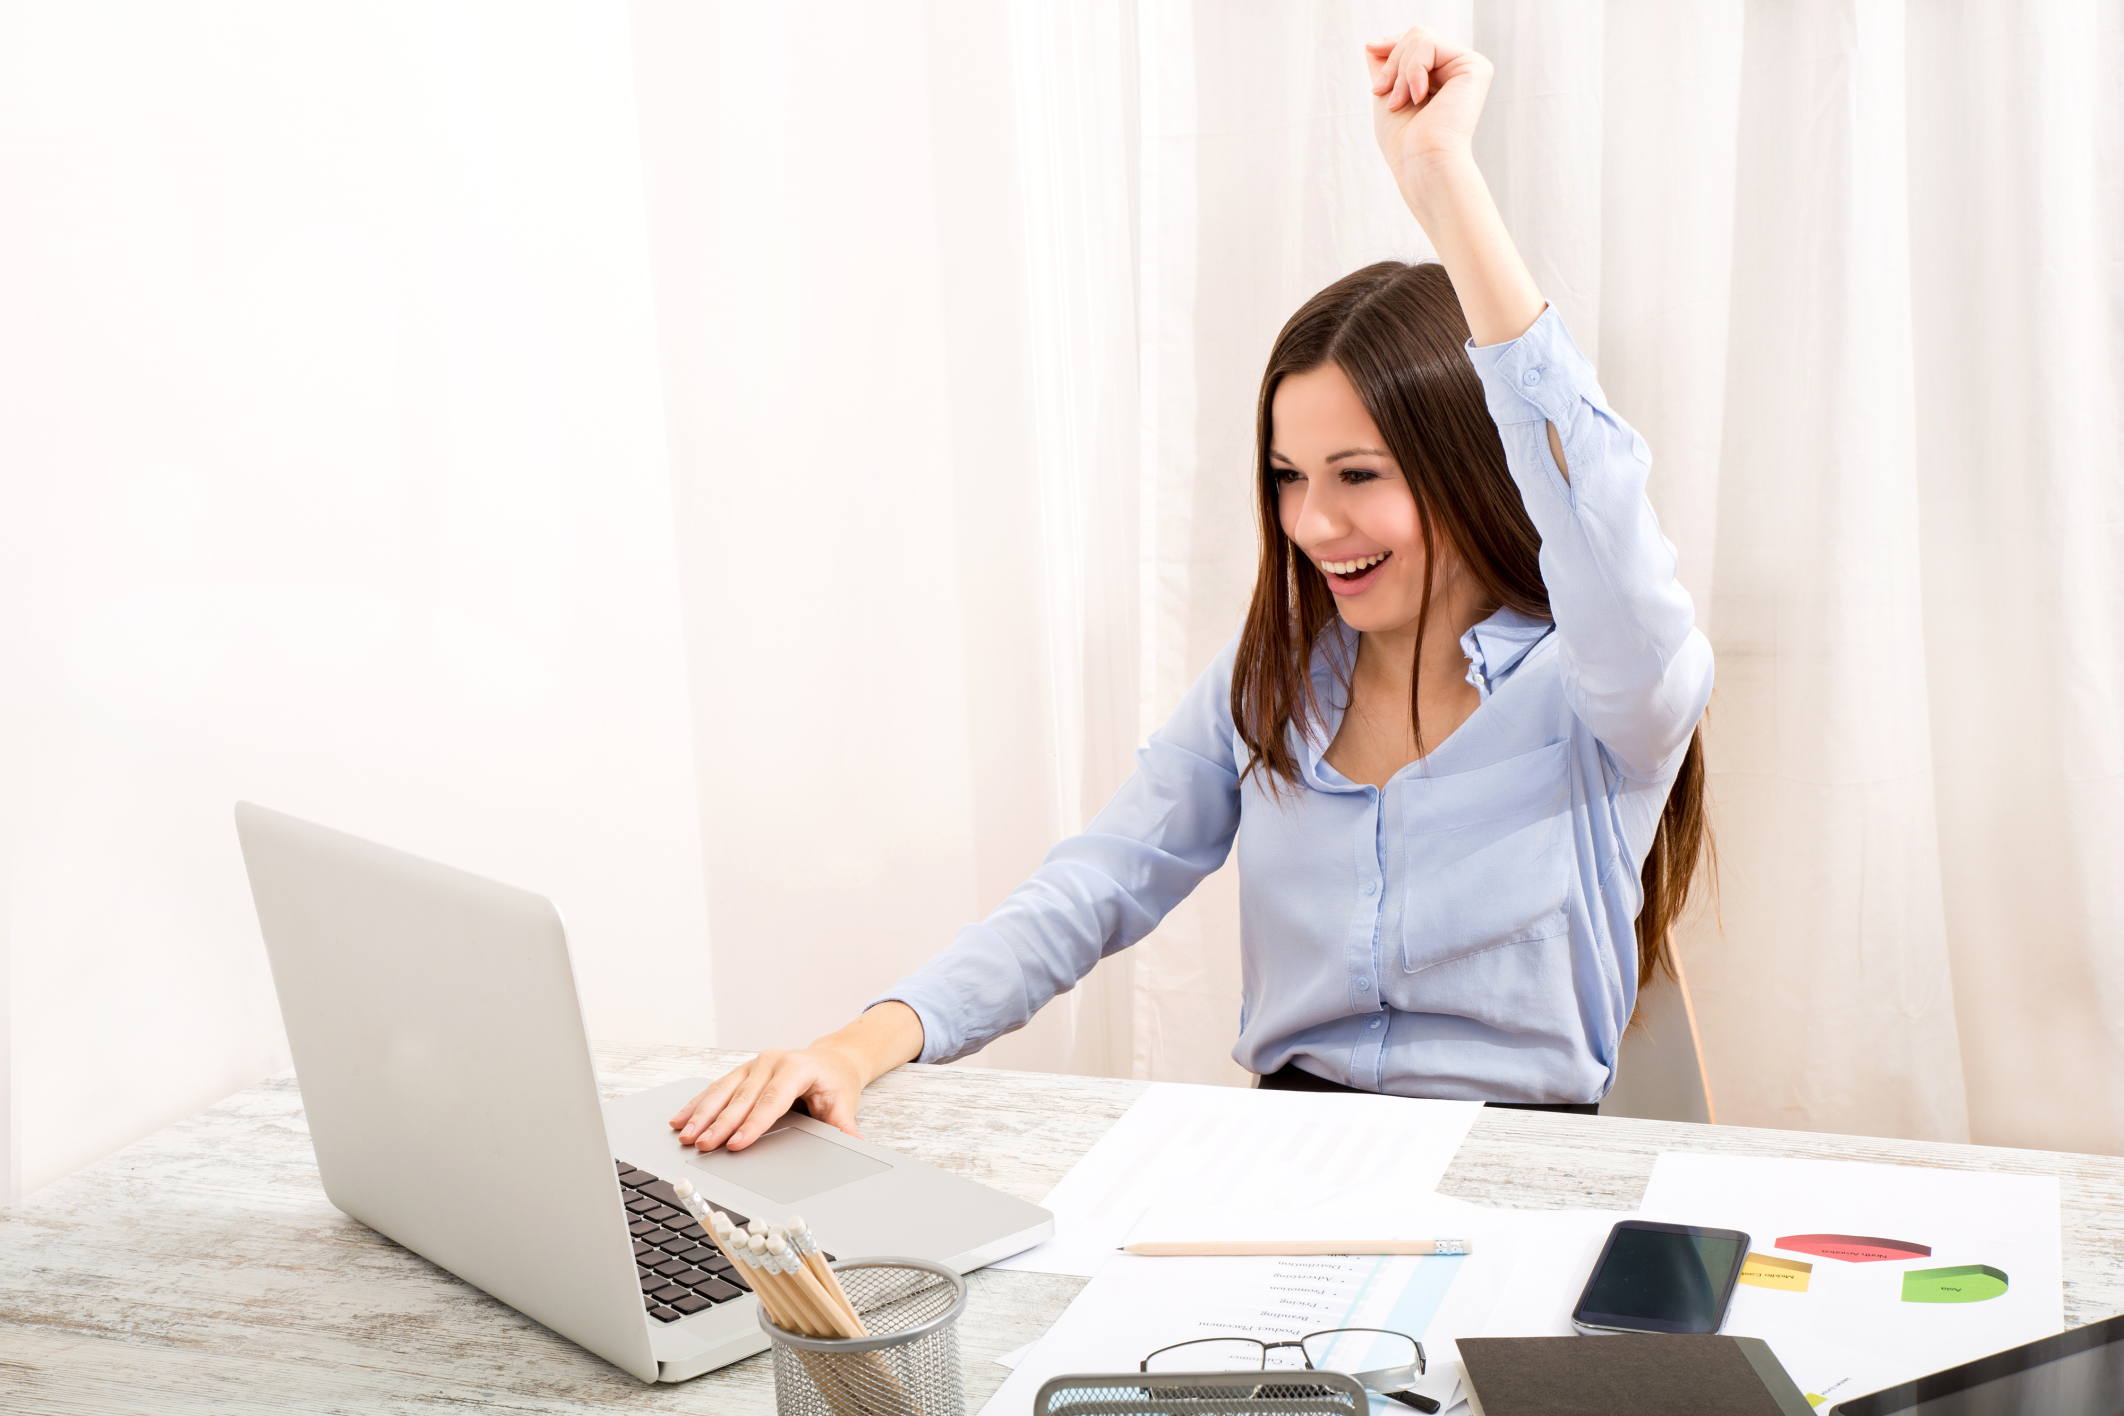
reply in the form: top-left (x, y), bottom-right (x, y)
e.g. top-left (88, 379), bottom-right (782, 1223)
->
top-left (876, 307), bottom-right (1713, 1104)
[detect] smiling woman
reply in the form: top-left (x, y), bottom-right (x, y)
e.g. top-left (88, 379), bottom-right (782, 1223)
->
top-left (1226, 252), bottom-right (1713, 1106)
top-left (666, 21), bottom-right (1716, 1150)
top-left (1239, 261), bottom-right (1549, 790)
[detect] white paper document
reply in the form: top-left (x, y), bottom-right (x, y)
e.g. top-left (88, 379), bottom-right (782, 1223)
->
top-left (1638, 1152), bottom-right (2064, 1395)
top-left (982, 1192), bottom-right (1517, 1416)
top-left (992, 1082), bottom-right (1481, 1277)
top-left (1768, 1334), bottom-right (1917, 1413)
top-left (1126, 1175), bottom-right (1489, 1250)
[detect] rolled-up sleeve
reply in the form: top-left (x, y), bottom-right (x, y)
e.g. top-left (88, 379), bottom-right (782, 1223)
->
top-left (1464, 307), bottom-right (1713, 781)
top-left (873, 639), bottom-right (1245, 1064)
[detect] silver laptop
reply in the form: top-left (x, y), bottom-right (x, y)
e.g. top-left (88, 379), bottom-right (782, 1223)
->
top-left (234, 802), bottom-right (1052, 1382)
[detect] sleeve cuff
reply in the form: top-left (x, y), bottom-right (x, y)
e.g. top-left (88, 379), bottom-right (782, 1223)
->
top-left (868, 980), bottom-right (956, 1065)
top-left (1463, 303), bottom-right (1600, 428)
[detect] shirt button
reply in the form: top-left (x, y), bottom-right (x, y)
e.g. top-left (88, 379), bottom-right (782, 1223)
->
top-left (1362, 879), bottom-right (1378, 897)
top-left (1369, 1018), bottom-right (1383, 1029)
top-left (1355, 978), bottom-right (1370, 991)
top-left (1522, 368), bottom-right (1542, 386)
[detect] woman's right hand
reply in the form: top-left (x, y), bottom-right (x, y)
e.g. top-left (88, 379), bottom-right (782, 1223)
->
top-left (668, 1045), bottom-right (865, 1151)
top-left (668, 1001), bottom-right (924, 1152)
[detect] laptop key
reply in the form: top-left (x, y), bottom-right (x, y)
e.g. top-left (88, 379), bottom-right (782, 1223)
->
top-left (704, 1256), bottom-right (734, 1275)
top-left (677, 1223), bottom-right (709, 1241)
top-left (696, 1278), bottom-right (743, 1303)
top-left (638, 1180), bottom-right (683, 1209)
top-left (625, 1196), bottom-right (659, 1215)
top-left (651, 1284), bottom-right (688, 1304)
top-left (628, 1221), bottom-right (658, 1238)
top-left (640, 1274), bottom-right (664, 1294)
top-left (676, 1245), bottom-right (717, 1266)
top-left (652, 1258), bottom-right (687, 1278)
top-left (673, 1294), bottom-right (711, 1315)
top-left (633, 1240), bottom-right (657, 1259)
top-left (721, 1269), bottom-right (751, 1292)
top-left (670, 1268), bottom-right (709, 1288)
top-left (650, 1305), bottom-right (683, 1324)
top-left (640, 1229), bottom-right (676, 1246)
top-left (644, 1206), bottom-right (682, 1224)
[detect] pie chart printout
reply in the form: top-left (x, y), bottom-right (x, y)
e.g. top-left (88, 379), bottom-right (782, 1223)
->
top-left (1776, 1234), bottom-right (1932, 1264)
top-left (1901, 1265), bottom-right (2010, 1304)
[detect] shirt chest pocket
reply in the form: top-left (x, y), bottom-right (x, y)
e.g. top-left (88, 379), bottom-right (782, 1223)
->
top-left (1398, 740), bottom-right (1573, 975)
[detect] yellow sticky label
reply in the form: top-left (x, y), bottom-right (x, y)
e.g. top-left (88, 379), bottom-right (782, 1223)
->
top-left (1738, 1252), bottom-right (1813, 1292)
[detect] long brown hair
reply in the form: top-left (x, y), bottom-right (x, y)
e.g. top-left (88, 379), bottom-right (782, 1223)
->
top-left (1229, 261), bottom-right (1709, 993)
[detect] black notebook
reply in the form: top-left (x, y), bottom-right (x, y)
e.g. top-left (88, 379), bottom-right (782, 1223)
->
top-left (1458, 1335), bottom-right (1814, 1416)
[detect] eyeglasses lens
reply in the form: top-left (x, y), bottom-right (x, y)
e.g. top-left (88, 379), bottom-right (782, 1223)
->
top-left (1300, 1328), bottom-right (1420, 1378)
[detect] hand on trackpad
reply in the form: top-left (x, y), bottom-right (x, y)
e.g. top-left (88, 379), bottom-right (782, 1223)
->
top-left (682, 1121), bottom-right (890, 1203)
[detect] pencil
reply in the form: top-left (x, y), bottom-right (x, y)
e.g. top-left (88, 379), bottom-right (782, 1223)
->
top-left (1121, 1238), bottom-right (1472, 1257)
top-left (787, 1216), bottom-right (866, 1334)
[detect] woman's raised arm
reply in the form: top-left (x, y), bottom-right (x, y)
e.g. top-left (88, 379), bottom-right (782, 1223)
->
top-left (1367, 27), bottom-right (1566, 484)
top-left (1366, 30), bottom-right (1543, 350)
top-left (1365, 26), bottom-right (1712, 782)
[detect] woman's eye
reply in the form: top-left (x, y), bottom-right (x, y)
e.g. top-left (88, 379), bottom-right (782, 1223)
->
top-left (1340, 468), bottom-right (1380, 484)
top-left (1273, 468), bottom-right (1303, 485)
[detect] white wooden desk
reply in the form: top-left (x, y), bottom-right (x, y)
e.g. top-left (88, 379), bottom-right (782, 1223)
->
top-left (6, 1043), bottom-right (2124, 1414)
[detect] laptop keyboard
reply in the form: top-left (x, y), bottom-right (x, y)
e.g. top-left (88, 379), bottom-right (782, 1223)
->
top-left (614, 1158), bottom-right (832, 1325)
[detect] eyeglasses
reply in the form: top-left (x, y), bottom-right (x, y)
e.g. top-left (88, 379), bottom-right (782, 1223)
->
top-left (1141, 1328), bottom-right (1434, 1412)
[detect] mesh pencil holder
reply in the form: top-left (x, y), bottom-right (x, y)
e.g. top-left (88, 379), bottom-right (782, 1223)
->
top-left (758, 1256), bottom-right (968, 1416)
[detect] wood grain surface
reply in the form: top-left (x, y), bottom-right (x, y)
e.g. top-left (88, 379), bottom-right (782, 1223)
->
top-left (3, 1043), bottom-right (2119, 1414)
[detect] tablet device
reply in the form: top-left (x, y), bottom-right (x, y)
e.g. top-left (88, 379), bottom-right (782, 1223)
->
top-left (1831, 1313), bottom-right (2124, 1413)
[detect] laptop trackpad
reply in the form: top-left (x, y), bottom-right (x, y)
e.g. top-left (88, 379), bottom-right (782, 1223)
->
top-left (681, 1122), bottom-right (891, 1202)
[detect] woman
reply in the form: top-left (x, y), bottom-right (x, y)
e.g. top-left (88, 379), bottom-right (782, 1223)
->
top-left (672, 24), bottom-right (1712, 1152)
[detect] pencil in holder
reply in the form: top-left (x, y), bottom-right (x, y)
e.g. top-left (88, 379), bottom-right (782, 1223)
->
top-left (758, 1257), bottom-right (968, 1416)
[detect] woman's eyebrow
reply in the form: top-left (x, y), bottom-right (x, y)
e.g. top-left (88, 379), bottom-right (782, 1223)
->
top-left (1268, 446), bottom-right (1389, 466)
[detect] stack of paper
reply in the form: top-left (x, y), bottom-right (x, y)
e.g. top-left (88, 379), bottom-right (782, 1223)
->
top-left (992, 1082), bottom-right (1481, 1277)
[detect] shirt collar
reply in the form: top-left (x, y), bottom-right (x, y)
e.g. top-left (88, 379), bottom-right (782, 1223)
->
top-left (1296, 608), bottom-right (1553, 776)
top-left (1459, 606), bottom-right (1554, 698)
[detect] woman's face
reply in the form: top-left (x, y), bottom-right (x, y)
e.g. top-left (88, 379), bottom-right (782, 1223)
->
top-left (1271, 361), bottom-right (1452, 635)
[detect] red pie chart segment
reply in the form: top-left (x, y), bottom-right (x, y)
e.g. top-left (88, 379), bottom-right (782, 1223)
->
top-left (1776, 1234), bottom-right (1932, 1264)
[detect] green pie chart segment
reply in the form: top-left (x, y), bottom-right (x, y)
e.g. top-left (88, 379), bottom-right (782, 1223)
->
top-left (1901, 1265), bottom-right (2009, 1304)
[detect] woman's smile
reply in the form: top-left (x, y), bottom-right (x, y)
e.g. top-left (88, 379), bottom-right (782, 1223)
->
top-left (1319, 549), bottom-right (1393, 595)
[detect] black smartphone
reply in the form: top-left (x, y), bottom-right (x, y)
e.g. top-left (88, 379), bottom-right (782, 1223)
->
top-left (1570, 1219), bottom-right (1751, 1336)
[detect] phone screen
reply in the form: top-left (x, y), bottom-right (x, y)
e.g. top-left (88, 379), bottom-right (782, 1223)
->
top-left (1575, 1224), bottom-right (1745, 1333)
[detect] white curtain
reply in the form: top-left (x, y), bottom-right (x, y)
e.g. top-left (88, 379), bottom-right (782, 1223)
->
top-left (4, 2), bottom-right (2108, 1201)
top-left (635, 0), bottom-right (2122, 1149)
